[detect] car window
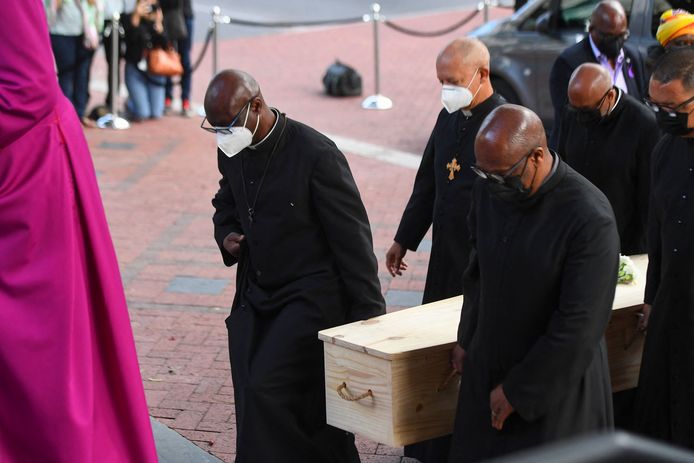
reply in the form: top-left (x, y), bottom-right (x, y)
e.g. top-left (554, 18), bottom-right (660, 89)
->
top-left (519, 0), bottom-right (551, 31)
top-left (560, 0), bottom-right (599, 27)
top-left (651, 0), bottom-right (694, 36)
top-left (560, 0), bottom-right (633, 29)
top-left (520, 0), bottom-right (634, 32)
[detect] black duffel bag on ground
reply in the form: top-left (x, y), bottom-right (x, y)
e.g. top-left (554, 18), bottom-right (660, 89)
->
top-left (322, 60), bottom-right (362, 97)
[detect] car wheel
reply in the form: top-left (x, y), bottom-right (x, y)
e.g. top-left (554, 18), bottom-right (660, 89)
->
top-left (491, 77), bottom-right (520, 105)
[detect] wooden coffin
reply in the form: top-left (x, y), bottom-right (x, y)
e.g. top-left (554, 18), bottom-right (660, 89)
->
top-left (319, 296), bottom-right (463, 448)
top-left (606, 254), bottom-right (648, 392)
top-left (319, 254), bottom-right (648, 446)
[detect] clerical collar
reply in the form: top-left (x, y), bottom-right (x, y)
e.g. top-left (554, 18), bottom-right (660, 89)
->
top-left (249, 108), bottom-right (280, 149)
top-left (608, 87), bottom-right (623, 115)
top-left (521, 152), bottom-right (564, 208)
top-left (541, 150), bottom-right (559, 186)
top-left (461, 93), bottom-right (502, 118)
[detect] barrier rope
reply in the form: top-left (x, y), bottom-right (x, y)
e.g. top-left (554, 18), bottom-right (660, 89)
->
top-left (166, 25), bottom-right (214, 86)
top-left (190, 26), bottom-right (215, 74)
top-left (219, 15), bottom-right (364, 28)
top-left (168, 5), bottom-right (498, 86)
top-left (383, 8), bottom-right (482, 37)
top-left (174, 13), bottom-right (364, 85)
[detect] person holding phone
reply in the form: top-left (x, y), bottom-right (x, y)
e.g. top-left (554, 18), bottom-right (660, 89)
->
top-left (123, 0), bottom-right (168, 120)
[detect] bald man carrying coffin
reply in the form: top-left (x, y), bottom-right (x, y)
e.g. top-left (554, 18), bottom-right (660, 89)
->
top-left (449, 105), bottom-right (618, 462)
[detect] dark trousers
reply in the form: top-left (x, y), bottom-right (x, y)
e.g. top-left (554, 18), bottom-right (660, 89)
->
top-left (50, 34), bottom-right (95, 118)
top-left (226, 300), bottom-right (359, 463)
top-left (405, 435), bottom-right (452, 463)
top-left (103, 19), bottom-right (122, 109)
top-left (165, 16), bottom-right (193, 102)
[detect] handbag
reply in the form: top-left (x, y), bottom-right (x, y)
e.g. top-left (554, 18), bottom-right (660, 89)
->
top-left (146, 47), bottom-right (183, 77)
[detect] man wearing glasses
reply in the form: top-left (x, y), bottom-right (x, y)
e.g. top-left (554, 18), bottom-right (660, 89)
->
top-left (549, 0), bottom-right (647, 148)
top-left (556, 63), bottom-right (659, 256)
top-left (202, 69), bottom-right (385, 462)
top-left (634, 47), bottom-right (694, 450)
top-left (449, 104), bottom-right (618, 461)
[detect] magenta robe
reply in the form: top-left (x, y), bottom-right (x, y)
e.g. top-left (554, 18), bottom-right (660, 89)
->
top-left (0, 2), bottom-right (157, 461)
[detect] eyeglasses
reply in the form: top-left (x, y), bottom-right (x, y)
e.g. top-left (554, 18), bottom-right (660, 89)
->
top-left (593, 29), bottom-right (630, 41)
top-left (470, 147), bottom-right (538, 184)
top-left (644, 94), bottom-right (694, 116)
top-left (668, 36), bottom-right (694, 48)
top-left (200, 97), bottom-right (255, 134)
top-left (567, 87), bottom-right (612, 112)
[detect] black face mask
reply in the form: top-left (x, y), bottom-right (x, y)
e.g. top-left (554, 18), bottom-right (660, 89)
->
top-left (575, 108), bottom-right (603, 126)
top-left (655, 109), bottom-right (694, 136)
top-left (596, 35), bottom-right (625, 60)
top-left (568, 88), bottom-right (612, 126)
top-left (487, 174), bottom-right (532, 203)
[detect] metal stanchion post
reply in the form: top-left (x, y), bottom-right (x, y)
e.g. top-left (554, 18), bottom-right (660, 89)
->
top-left (97, 11), bottom-right (130, 129)
top-left (212, 6), bottom-right (221, 76)
top-left (197, 6), bottom-right (223, 118)
top-left (361, 3), bottom-right (392, 110)
top-left (483, 0), bottom-right (490, 23)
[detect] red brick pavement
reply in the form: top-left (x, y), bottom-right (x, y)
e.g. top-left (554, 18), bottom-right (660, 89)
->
top-left (84, 7), bottom-right (511, 462)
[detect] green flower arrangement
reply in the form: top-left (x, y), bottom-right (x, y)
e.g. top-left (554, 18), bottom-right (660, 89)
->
top-left (617, 255), bottom-right (636, 285)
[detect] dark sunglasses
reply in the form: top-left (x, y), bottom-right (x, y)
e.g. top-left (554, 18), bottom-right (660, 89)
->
top-left (470, 147), bottom-right (538, 184)
top-left (567, 87), bottom-right (612, 112)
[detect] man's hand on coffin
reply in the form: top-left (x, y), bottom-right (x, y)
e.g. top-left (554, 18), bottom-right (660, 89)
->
top-left (638, 304), bottom-right (651, 332)
top-left (223, 232), bottom-right (245, 258)
top-left (450, 344), bottom-right (466, 375)
top-left (385, 242), bottom-right (408, 277)
top-left (490, 384), bottom-right (514, 431)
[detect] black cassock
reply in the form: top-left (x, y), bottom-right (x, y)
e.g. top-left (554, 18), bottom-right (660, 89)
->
top-left (212, 112), bottom-right (385, 463)
top-left (634, 135), bottom-right (694, 449)
top-left (395, 94), bottom-right (504, 462)
top-left (395, 94), bottom-right (505, 304)
top-left (450, 157), bottom-right (618, 462)
top-left (557, 90), bottom-right (658, 255)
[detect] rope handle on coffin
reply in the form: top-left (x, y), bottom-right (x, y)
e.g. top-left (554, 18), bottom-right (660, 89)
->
top-left (336, 369), bottom-right (459, 401)
top-left (337, 382), bottom-right (373, 401)
top-left (437, 369), bottom-right (460, 392)
top-left (624, 312), bottom-right (646, 350)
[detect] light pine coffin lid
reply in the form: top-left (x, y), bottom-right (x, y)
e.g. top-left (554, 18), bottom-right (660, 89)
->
top-left (318, 296), bottom-right (464, 361)
top-left (319, 254), bottom-right (648, 362)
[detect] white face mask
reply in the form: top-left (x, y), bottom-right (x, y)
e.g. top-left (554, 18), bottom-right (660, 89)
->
top-left (441, 68), bottom-right (481, 114)
top-left (216, 104), bottom-right (260, 158)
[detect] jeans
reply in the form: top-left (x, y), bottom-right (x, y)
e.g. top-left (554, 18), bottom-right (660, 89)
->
top-left (50, 34), bottom-right (95, 118)
top-left (103, 19), bottom-right (123, 109)
top-left (165, 16), bottom-right (193, 102)
top-left (125, 62), bottom-right (166, 119)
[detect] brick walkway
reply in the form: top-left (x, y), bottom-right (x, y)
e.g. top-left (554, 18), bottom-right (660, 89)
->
top-left (85, 7), bottom-right (510, 462)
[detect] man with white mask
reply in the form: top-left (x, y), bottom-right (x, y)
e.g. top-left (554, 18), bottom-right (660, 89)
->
top-left (385, 37), bottom-right (503, 463)
top-left (202, 69), bottom-right (385, 462)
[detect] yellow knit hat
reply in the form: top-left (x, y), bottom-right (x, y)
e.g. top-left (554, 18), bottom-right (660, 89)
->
top-left (656, 9), bottom-right (694, 46)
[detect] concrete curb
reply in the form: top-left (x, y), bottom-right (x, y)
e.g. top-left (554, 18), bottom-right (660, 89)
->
top-left (152, 418), bottom-right (223, 463)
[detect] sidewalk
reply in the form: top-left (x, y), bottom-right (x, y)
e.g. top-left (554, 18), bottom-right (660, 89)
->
top-left (85, 7), bottom-right (510, 462)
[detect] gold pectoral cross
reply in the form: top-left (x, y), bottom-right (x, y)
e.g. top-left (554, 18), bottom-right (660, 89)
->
top-left (446, 157), bottom-right (461, 180)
